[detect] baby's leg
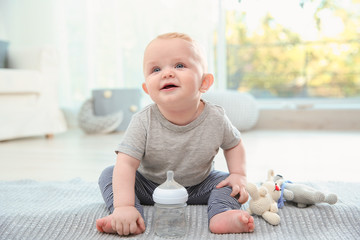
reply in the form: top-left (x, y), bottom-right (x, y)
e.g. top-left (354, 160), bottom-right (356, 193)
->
top-left (96, 166), bottom-right (148, 233)
top-left (187, 171), bottom-right (254, 233)
top-left (186, 171), bottom-right (229, 205)
top-left (98, 166), bottom-right (117, 213)
top-left (96, 166), bottom-right (118, 233)
top-left (208, 185), bottom-right (254, 234)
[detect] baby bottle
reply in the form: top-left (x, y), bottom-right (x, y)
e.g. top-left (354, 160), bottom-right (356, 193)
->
top-left (152, 170), bottom-right (188, 238)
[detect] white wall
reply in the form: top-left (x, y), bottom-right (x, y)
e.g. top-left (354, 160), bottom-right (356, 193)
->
top-left (0, 0), bottom-right (57, 46)
top-left (0, 0), bottom-right (219, 128)
top-left (0, 0), bottom-right (9, 40)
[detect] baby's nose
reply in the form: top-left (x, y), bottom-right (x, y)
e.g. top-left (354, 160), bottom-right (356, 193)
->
top-left (162, 69), bottom-right (175, 78)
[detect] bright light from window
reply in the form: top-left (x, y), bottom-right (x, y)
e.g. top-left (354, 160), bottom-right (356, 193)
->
top-left (222, 0), bottom-right (360, 99)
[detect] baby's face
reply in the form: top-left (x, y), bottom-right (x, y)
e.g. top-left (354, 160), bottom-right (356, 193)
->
top-left (142, 38), bottom-right (205, 108)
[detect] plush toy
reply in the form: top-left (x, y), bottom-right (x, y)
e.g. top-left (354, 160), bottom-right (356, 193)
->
top-left (265, 170), bottom-right (294, 208)
top-left (262, 170), bottom-right (285, 203)
top-left (273, 172), bottom-right (338, 208)
top-left (245, 171), bottom-right (282, 226)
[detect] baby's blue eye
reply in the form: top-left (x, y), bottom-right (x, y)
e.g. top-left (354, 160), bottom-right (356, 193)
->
top-left (153, 67), bottom-right (161, 73)
top-left (175, 63), bottom-right (184, 68)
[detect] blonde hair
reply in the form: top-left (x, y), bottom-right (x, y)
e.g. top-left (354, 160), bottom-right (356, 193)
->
top-left (157, 32), bottom-right (193, 42)
top-left (146, 32), bottom-right (208, 72)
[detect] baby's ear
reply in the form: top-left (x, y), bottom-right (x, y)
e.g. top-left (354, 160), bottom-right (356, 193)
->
top-left (200, 74), bottom-right (214, 93)
top-left (142, 82), bottom-right (149, 94)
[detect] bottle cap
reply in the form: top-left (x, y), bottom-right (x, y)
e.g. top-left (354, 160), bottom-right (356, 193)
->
top-left (153, 171), bottom-right (188, 205)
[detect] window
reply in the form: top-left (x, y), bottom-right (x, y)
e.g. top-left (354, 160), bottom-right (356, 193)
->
top-left (220, 0), bottom-right (360, 99)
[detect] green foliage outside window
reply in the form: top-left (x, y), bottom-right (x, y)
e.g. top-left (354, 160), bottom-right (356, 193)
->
top-left (224, 0), bottom-right (360, 98)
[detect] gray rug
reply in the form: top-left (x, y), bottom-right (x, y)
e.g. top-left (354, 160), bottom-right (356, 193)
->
top-left (1, 179), bottom-right (359, 240)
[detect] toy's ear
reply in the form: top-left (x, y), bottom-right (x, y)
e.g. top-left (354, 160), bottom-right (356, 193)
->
top-left (273, 174), bottom-right (282, 181)
top-left (267, 169), bottom-right (275, 181)
top-left (273, 174), bottom-right (282, 185)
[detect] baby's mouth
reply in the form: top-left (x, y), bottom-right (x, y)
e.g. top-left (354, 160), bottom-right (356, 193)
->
top-left (161, 84), bottom-right (178, 90)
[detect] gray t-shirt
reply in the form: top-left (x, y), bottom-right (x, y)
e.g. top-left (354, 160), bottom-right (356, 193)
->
top-left (116, 100), bottom-right (241, 187)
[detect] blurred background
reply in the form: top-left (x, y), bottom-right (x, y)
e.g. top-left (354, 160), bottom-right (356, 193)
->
top-left (1, 0), bottom-right (359, 118)
top-left (0, 0), bottom-right (359, 182)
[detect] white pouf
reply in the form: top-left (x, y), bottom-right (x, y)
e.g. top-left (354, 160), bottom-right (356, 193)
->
top-left (203, 91), bottom-right (259, 131)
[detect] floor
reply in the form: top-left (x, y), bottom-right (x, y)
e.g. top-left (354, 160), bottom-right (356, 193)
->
top-left (0, 129), bottom-right (359, 183)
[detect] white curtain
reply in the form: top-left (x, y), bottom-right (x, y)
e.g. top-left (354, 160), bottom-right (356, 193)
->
top-left (53, 0), bottom-right (218, 110)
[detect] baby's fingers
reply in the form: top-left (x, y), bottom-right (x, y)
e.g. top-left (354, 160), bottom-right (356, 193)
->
top-left (238, 187), bottom-right (249, 203)
top-left (137, 217), bottom-right (146, 232)
top-left (216, 179), bottom-right (229, 189)
top-left (129, 221), bottom-right (138, 235)
top-left (230, 185), bottom-right (240, 197)
top-left (122, 223), bottom-right (130, 236)
top-left (112, 220), bottom-right (124, 235)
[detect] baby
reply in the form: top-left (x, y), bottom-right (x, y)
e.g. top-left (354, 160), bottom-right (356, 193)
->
top-left (96, 32), bottom-right (255, 235)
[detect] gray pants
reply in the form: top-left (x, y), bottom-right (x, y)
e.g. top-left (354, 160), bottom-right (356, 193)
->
top-left (98, 166), bottom-right (241, 223)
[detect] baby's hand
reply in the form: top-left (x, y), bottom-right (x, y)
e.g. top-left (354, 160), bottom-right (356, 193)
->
top-left (111, 206), bottom-right (145, 236)
top-left (216, 173), bottom-right (249, 204)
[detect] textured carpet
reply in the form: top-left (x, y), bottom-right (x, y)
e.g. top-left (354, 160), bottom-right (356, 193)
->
top-left (1, 179), bottom-right (359, 240)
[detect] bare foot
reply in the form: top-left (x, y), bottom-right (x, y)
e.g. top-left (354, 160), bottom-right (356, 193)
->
top-left (96, 215), bottom-right (116, 233)
top-left (209, 210), bottom-right (255, 234)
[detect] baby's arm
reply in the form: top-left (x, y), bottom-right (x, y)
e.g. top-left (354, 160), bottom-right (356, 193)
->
top-left (111, 153), bottom-right (145, 235)
top-left (216, 141), bottom-right (249, 204)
